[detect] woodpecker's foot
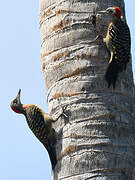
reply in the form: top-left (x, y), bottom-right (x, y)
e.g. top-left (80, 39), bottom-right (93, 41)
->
top-left (79, 35), bottom-right (103, 45)
top-left (52, 105), bottom-right (68, 122)
top-left (93, 35), bottom-right (104, 43)
top-left (61, 105), bottom-right (68, 118)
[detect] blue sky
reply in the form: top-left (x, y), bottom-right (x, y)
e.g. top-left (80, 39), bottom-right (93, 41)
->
top-left (0, 1), bottom-right (134, 180)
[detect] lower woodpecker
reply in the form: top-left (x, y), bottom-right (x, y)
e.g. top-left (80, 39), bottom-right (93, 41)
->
top-left (10, 89), bottom-right (57, 170)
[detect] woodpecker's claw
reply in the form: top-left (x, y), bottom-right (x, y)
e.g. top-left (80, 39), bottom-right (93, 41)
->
top-left (52, 105), bottom-right (68, 122)
top-left (61, 105), bottom-right (68, 118)
top-left (93, 35), bottom-right (103, 43)
top-left (58, 105), bottom-right (68, 119)
top-left (79, 35), bottom-right (103, 45)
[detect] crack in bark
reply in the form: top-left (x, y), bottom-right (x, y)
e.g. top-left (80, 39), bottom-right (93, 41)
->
top-left (61, 133), bottom-right (108, 140)
top-left (40, 8), bottom-right (95, 26)
top-left (58, 143), bottom-right (135, 161)
top-left (41, 22), bottom-right (93, 43)
top-left (58, 168), bottom-right (133, 180)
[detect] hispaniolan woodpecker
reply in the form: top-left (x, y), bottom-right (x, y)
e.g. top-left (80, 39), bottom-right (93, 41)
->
top-left (10, 89), bottom-right (59, 170)
top-left (100, 7), bottom-right (131, 89)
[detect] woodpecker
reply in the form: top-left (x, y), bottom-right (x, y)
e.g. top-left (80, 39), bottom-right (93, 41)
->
top-left (100, 7), bottom-right (131, 89)
top-left (10, 89), bottom-right (59, 170)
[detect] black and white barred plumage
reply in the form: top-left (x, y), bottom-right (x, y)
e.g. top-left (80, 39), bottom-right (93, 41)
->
top-left (103, 7), bottom-right (131, 88)
top-left (10, 89), bottom-right (57, 170)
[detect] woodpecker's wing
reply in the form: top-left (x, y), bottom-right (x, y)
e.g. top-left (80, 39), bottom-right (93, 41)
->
top-left (109, 19), bottom-right (131, 69)
top-left (24, 104), bottom-right (57, 169)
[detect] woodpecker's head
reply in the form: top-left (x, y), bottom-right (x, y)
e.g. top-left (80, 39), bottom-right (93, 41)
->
top-left (10, 89), bottom-right (24, 114)
top-left (100, 7), bottom-right (121, 19)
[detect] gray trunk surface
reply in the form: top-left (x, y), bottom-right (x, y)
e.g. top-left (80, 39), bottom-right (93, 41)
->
top-left (39, 0), bottom-right (135, 179)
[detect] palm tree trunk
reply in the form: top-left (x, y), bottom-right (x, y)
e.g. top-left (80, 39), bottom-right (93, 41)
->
top-left (39, 0), bottom-right (135, 179)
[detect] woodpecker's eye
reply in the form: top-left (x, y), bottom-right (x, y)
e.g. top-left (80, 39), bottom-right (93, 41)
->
top-left (13, 99), bottom-right (17, 104)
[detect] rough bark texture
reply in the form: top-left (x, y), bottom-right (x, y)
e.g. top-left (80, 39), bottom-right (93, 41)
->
top-left (39, 0), bottom-right (135, 179)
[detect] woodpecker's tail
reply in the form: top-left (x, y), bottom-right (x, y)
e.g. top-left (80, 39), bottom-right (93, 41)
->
top-left (45, 128), bottom-right (57, 170)
top-left (104, 60), bottom-right (119, 89)
top-left (48, 147), bottom-right (57, 170)
top-left (44, 141), bottom-right (57, 170)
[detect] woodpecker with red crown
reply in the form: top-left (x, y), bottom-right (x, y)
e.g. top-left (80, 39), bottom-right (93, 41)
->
top-left (100, 7), bottom-right (131, 89)
top-left (10, 89), bottom-right (64, 170)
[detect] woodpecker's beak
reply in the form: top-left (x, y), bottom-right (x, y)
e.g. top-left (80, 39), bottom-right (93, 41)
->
top-left (16, 89), bottom-right (21, 98)
top-left (16, 89), bottom-right (21, 103)
top-left (98, 10), bottom-right (106, 14)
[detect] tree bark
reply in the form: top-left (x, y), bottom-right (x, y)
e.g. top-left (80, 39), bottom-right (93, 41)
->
top-left (39, 0), bottom-right (135, 179)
